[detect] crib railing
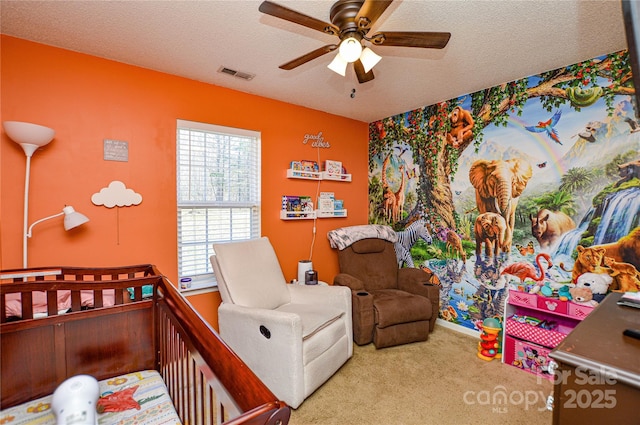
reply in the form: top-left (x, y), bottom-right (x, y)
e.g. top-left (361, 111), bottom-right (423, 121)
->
top-left (0, 265), bottom-right (291, 425)
top-left (155, 277), bottom-right (291, 425)
top-left (0, 264), bottom-right (159, 321)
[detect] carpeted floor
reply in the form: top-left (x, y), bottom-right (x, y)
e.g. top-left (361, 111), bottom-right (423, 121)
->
top-left (289, 325), bottom-right (553, 425)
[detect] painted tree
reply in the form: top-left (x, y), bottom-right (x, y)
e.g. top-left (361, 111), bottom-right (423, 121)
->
top-left (560, 166), bottom-right (599, 213)
top-left (369, 50), bottom-right (634, 230)
top-left (534, 191), bottom-right (578, 217)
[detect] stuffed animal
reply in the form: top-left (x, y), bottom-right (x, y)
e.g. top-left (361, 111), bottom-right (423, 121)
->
top-left (557, 284), bottom-right (572, 301)
top-left (569, 286), bottom-right (598, 306)
top-left (537, 281), bottom-right (573, 300)
top-left (575, 272), bottom-right (613, 303)
top-left (539, 282), bottom-right (554, 297)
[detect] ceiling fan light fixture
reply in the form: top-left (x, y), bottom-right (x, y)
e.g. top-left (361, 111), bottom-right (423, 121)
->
top-left (327, 53), bottom-right (348, 76)
top-left (260, 1), bottom-right (452, 84)
top-left (338, 36), bottom-right (362, 63)
top-left (360, 47), bottom-right (381, 73)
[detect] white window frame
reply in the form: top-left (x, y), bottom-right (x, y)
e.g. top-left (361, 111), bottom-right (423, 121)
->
top-left (177, 119), bottom-right (261, 292)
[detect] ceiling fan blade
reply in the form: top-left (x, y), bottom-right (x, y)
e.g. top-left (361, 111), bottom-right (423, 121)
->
top-left (355, 0), bottom-right (394, 30)
top-left (354, 59), bottom-right (375, 84)
top-left (279, 44), bottom-right (338, 70)
top-left (372, 31), bottom-right (451, 49)
top-left (259, 1), bottom-right (339, 36)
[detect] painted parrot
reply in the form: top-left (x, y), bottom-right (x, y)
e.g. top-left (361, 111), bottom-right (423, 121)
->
top-left (525, 110), bottom-right (563, 145)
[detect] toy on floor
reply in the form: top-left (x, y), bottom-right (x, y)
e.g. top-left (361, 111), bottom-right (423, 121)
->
top-left (477, 317), bottom-right (502, 361)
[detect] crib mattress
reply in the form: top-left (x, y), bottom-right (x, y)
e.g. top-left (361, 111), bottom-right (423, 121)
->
top-left (0, 370), bottom-right (180, 425)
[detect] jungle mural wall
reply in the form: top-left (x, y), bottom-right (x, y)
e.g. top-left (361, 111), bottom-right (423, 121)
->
top-left (368, 49), bottom-right (640, 333)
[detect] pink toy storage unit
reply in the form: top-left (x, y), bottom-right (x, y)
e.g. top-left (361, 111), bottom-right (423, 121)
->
top-left (502, 289), bottom-right (595, 380)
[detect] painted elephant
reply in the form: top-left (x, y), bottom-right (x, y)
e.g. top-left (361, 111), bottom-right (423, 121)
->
top-left (474, 212), bottom-right (508, 259)
top-left (469, 158), bottom-right (533, 253)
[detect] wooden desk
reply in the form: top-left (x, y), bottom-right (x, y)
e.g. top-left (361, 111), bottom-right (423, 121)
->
top-left (549, 292), bottom-right (640, 424)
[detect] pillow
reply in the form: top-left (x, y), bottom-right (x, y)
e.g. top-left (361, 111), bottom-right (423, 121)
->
top-left (5, 288), bottom-right (119, 318)
top-left (80, 290), bottom-right (116, 307)
top-left (5, 291), bottom-right (71, 318)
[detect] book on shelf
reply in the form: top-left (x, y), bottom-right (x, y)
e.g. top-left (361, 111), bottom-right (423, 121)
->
top-left (318, 192), bottom-right (335, 211)
top-left (300, 196), bottom-right (314, 217)
top-left (323, 160), bottom-right (342, 174)
top-left (332, 199), bottom-right (345, 216)
top-left (282, 195), bottom-right (300, 217)
top-left (282, 195), bottom-right (314, 217)
top-left (300, 159), bottom-right (319, 177)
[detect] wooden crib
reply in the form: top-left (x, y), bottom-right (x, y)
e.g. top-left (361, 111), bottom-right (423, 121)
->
top-left (0, 265), bottom-right (290, 425)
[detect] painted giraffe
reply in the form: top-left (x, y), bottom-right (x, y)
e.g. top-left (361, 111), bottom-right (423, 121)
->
top-left (381, 153), bottom-right (396, 222)
top-left (392, 164), bottom-right (406, 222)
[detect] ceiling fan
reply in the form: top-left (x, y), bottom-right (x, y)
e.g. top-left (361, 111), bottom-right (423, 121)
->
top-left (258, 0), bottom-right (451, 83)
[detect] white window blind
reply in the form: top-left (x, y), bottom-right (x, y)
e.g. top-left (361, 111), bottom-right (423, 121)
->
top-left (177, 119), bottom-right (261, 290)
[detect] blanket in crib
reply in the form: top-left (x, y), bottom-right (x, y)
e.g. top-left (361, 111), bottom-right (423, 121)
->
top-left (0, 370), bottom-right (180, 425)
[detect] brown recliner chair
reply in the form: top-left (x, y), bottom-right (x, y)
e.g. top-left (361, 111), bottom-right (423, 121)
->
top-left (328, 225), bottom-right (440, 349)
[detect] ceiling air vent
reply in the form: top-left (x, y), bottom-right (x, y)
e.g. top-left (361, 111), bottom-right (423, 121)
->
top-left (217, 66), bottom-right (255, 81)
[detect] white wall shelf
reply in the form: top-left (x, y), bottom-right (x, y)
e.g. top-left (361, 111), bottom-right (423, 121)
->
top-left (286, 169), bottom-right (321, 180)
top-left (320, 171), bottom-right (352, 182)
top-left (282, 163), bottom-right (350, 220)
top-left (316, 209), bottom-right (347, 218)
top-left (286, 168), bottom-right (351, 182)
top-left (280, 209), bottom-right (348, 220)
top-left (280, 210), bottom-right (316, 220)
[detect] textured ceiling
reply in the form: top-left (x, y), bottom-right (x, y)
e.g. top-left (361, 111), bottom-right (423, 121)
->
top-left (0, 0), bottom-right (630, 123)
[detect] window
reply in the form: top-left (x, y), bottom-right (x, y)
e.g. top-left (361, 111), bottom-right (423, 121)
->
top-left (177, 119), bottom-right (260, 290)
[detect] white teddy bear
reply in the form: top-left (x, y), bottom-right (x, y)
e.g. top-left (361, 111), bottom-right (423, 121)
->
top-left (575, 272), bottom-right (613, 303)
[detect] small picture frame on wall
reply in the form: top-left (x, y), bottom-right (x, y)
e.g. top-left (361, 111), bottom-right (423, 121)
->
top-left (103, 139), bottom-right (129, 162)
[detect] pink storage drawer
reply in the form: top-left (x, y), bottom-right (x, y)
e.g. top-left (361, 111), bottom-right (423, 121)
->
top-left (536, 295), bottom-right (568, 315)
top-left (505, 317), bottom-right (568, 348)
top-left (568, 301), bottom-right (594, 319)
top-left (508, 290), bottom-right (537, 308)
top-left (503, 335), bottom-right (554, 380)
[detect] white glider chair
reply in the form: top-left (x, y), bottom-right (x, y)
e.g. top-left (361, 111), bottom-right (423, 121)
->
top-left (210, 237), bottom-right (353, 409)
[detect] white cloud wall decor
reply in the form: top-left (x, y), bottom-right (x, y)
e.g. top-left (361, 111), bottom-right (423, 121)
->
top-left (92, 181), bottom-right (142, 208)
top-left (91, 181), bottom-right (142, 245)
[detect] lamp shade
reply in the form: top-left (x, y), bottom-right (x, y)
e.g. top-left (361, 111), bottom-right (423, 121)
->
top-left (360, 47), bottom-right (382, 73)
top-left (327, 53), bottom-right (349, 76)
top-left (62, 206), bottom-right (90, 231)
top-left (3, 121), bottom-right (55, 157)
top-left (338, 37), bottom-right (363, 63)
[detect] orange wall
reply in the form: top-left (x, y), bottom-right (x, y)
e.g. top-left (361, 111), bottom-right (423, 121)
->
top-left (1, 36), bottom-right (369, 328)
